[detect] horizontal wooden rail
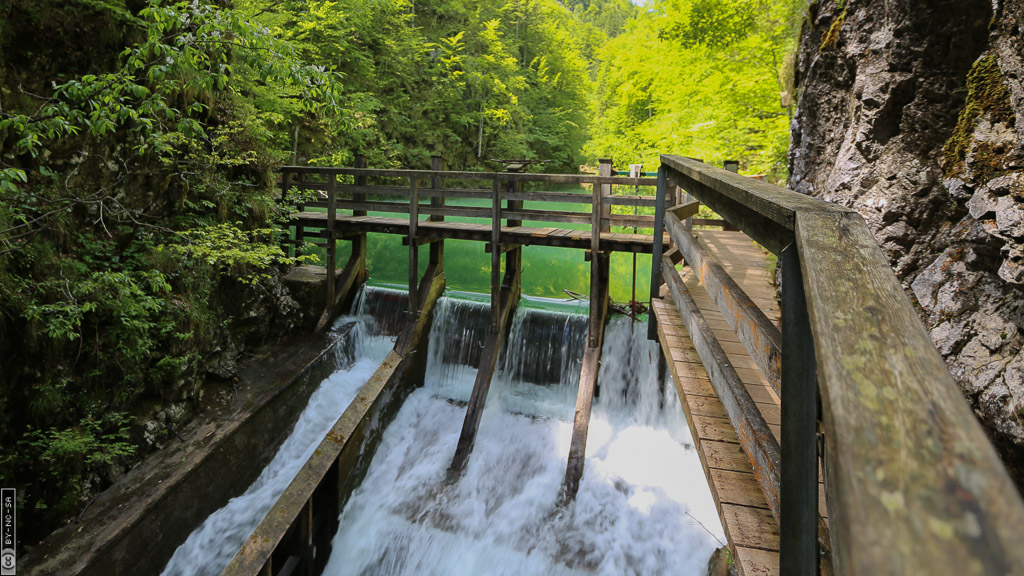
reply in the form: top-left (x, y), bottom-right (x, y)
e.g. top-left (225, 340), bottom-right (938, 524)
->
top-left (290, 182), bottom-right (658, 207)
top-left (655, 154), bottom-right (1024, 575)
top-left (281, 165), bottom-right (658, 187)
top-left (664, 211), bottom-right (781, 394)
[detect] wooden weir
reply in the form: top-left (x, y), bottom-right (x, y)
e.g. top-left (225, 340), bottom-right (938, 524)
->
top-left (219, 156), bottom-right (1024, 576)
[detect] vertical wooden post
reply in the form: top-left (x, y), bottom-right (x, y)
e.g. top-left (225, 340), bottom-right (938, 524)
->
top-left (598, 158), bottom-right (612, 234)
top-left (353, 154), bottom-right (367, 217)
top-left (429, 155), bottom-right (445, 268)
top-left (408, 176), bottom-right (419, 316)
top-left (504, 166), bottom-right (522, 295)
top-left (298, 497), bottom-right (313, 559)
top-left (490, 177), bottom-right (502, 332)
top-left (722, 160), bottom-right (740, 231)
top-left (280, 170), bottom-right (291, 203)
top-left (326, 173), bottom-right (337, 311)
top-left (647, 165), bottom-right (667, 341)
top-left (285, 171), bottom-right (305, 259)
top-left (589, 159), bottom-right (612, 347)
top-left (780, 243), bottom-right (819, 576)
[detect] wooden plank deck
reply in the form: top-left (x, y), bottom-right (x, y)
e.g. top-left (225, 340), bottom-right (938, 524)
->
top-left (654, 230), bottom-right (782, 576)
top-left (291, 212), bottom-right (658, 253)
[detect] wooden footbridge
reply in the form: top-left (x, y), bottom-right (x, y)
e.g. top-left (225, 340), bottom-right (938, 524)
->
top-left (222, 156), bottom-right (1024, 575)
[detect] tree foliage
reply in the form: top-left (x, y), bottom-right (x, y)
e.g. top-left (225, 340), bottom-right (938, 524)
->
top-left (587, 0), bottom-right (804, 180)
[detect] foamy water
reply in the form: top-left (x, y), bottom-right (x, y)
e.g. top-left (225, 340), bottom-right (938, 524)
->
top-left (322, 311), bottom-right (724, 576)
top-left (161, 310), bottom-right (394, 576)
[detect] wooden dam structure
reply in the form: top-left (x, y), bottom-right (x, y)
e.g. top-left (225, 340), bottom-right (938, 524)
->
top-left (217, 155), bottom-right (1024, 576)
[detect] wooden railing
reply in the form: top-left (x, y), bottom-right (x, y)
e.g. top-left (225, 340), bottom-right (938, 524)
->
top-left (650, 155), bottom-right (1024, 575)
top-left (280, 164), bottom-right (662, 235)
top-left (280, 160), bottom-right (666, 333)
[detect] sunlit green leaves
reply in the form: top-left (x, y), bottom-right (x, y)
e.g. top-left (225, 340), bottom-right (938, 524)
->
top-left (587, 0), bottom-right (803, 180)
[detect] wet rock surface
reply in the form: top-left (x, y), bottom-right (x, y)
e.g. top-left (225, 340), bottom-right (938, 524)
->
top-left (791, 0), bottom-right (1024, 484)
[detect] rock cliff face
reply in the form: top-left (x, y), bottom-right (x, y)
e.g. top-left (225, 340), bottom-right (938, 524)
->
top-left (790, 0), bottom-right (1024, 483)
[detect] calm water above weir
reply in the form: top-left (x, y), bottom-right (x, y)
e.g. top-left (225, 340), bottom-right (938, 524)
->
top-left (321, 298), bottom-right (724, 575)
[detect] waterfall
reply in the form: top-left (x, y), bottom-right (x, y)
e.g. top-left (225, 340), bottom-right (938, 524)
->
top-left (321, 309), bottom-right (725, 576)
top-left (423, 296), bottom-right (492, 403)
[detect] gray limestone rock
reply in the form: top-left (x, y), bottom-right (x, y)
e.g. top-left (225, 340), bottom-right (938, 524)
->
top-left (791, 0), bottom-right (1024, 485)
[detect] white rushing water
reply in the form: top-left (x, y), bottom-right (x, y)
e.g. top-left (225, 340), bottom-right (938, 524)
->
top-left (162, 290), bottom-right (397, 576)
top-left (322, 306), bottom-right (725, 576)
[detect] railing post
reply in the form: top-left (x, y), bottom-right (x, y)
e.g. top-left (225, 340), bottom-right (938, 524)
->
top-left (780, 242), bottom-right (819, 576)
top-left (326, 173), bottom-right (337, 310)
top-left (430, 155), bottom-right (445, 268)
top-left (281, 170), bottom-right (301, 258)
top-left (598, 158), bottom-right (612, 233)
top-left (490, 177), bottom-right (502, 332)
top-left (721, 161), bottom-right (740, 231)
top-left (647, 165), bottom-right (667, 340)
top-left (590, 159), bottom-right (612, 347)
top-left (504, 166), bottom-right (522, 294)
top-left (408, 176), bottom-right (419, 315)
top-left (353, 154), bottom-right (367, 217)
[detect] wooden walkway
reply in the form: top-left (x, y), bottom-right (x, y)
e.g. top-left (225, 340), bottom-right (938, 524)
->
top-left (653, 230), bottom-right (787, 576)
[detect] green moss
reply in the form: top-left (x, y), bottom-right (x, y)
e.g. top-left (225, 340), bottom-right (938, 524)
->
top-left (941, 53), bottom-right (1016, 179)
top-left (820, 5), bottom-right (846, 51)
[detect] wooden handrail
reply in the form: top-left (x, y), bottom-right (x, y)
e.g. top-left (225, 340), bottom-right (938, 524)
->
top-left (655, 154), bottom-right (1024, 575)
top-left (280, 165), bottom-right (657, 187)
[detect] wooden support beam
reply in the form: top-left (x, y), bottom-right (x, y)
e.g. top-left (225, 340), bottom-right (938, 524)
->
top-left (562, 248), bottom-right (609, 500)
top-left (670, 199), bottom-right (701, 221)
top-left (402, 236), bottom-right (443, 247)
top-left (506, 170), bottom-right (523, 228)
top-left (664, 246), bottom-right (684, 266)
top-left (662, 254), bottom-right (782, 520)
top-left (448, 264), bottom-right (520, 479)
top-left (484, 242), bottom-right (522, 254)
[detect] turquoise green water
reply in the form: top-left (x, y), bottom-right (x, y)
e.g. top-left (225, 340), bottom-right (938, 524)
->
top-left (296, 185), bottom-right (654, 304)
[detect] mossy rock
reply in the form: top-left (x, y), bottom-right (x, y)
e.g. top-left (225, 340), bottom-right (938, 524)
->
top-left (941, 53), bottom-right (1016, 180)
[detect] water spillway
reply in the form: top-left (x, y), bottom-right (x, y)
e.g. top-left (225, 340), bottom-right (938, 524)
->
top-left (162, 287), bottom-right (403, 576)
top-left (164, 289), bottom-right (724, 575)
top-left (321, 304), bottom-right (724, 575)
